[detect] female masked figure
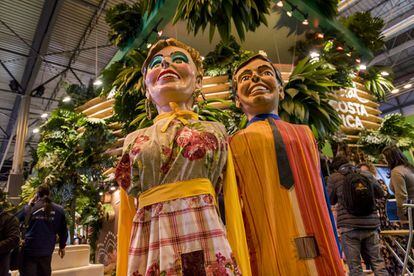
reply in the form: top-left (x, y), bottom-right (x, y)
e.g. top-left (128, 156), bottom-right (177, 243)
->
top-left (115, 39), bottom-right (250, 276)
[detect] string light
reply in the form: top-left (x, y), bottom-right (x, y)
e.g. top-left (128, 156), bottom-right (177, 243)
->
top-left (302, 19), bottom-right (309, 25)
top-left (380, 71), bottom-right (389, 76)
top-left (201, 56), bottom-right (205, 61)
top-left (404, 83), bottom-right (412, 89)
top-left (110, 186), bottom-right (116, 191)
top-left (346, 52), bottom-right (352, 57)
top-left (358, 64), bottom-right (367, 71)
top-left (355, 59), bottom-right (361, 64)
top-left (147, 43), bottom-right (152, 49)
top-left (157, 30), bottom-right (163, 37)
top-left (316, 33), bottom-right (324, 39)
top-left (41, 113), bottom-right (48, 119)
top-left (286, 10), bottom-right (292, 17)
top-left (93, 79), bottom-right (103, 86)
top-left (62, 96), bottom-right (71, 102)
top-left (391, 88), bottom-right (399, 94)
top-left (336, 46), bottom-right (344, 51)
top-left (33, 128), bottom-right (40, 134)
top-left (276, 1), bottom-right (283, 7)
top-left (310, 51), bottom-right (319, 59)
top-left (99, 191), bottom-right (104, 196)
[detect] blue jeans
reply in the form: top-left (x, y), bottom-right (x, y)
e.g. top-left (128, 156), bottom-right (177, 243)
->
top-left (341, 229), bottom-right (388, 276)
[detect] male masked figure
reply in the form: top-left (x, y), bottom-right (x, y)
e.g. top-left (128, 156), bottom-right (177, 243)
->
top-left (230, 54), bottom-right (344, 275)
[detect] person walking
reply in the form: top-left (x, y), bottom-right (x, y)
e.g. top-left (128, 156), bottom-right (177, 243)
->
top-left (382, 145), bottom-right (414, 220)
top-left (328, 155), bottom-right (388, 276)
top-left (17, 185), bottom-right (68, 276)
top-left (0, 190), bottom-right (19, 276)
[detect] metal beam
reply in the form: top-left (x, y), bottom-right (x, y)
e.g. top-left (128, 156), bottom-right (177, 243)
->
top-left (0, 0), bottom-right (63, 172)
top-left (369, 38), bottom-right (414, 66)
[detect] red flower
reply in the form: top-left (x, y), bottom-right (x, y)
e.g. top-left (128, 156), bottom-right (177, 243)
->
top-left (162, 146), bottom-right (172, 158)
top-left (115, 153), bottom-right (131, 190)
top-left (146, 262), bottom-right (160, 276)
top-left (176, 127), bottom-right (193, 147)
top-left (182, 144), bottom-right (207, 161)
top-left (203, 195), bottom-right (213, 204)
top-left (131, 135), bottom-right (150, 155)
top-left (160, 162), bottom-right (171, 174)
top-left (201, 132), bottom-right (218, 150)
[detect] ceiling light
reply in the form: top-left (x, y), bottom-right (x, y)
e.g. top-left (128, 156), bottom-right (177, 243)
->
top-left (391, 88), bottom-right (399, 94)
top-left (316, 33), bottom-right (324, 39)
top-left (41, 113), bottom-right (48, 119)
top-left (358, 64), bottom-right (367, 71)
top-left (99, 191), bottom-right (104, 196)
top-left (310, 51), bottom-right (319, 59)
top-left (276, 1), bottom-right (283, 7)
top-left (62, 96), bottom-right (71, 102)
top-left (286, 10), bottom-right (292, 17)
top-left (404, 83), bottom-right (412, 89)
top-left (33, 128), bottom-right (40, 134)
top-left (302, 19), bottom-right (309, 25)
top-left (147, 43), bottom-right (152, 49)
top-left (380, 71), bottom-right (389, 76)
top-left (93, 79), bottom-right (103, 86)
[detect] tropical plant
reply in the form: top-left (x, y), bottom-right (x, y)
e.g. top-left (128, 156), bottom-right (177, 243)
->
top-left (63, 81), bottom-right (101, 107)
top-left (105, 3), bottom-right (144, 48)
top-left (203, 36), bottom-right (254, 76)
top-left (358, 113), bottom-right (414, 158)
top-left (360, 68), bottom-right (394, 101)
top-left (21, 105), bottom-right (116, 259)
top-left (0, 189), bottom-right (12, 211)
top-left (143, 0), bottom-right (271, 41)
top-left (280, 57), bottom-right (341, 142)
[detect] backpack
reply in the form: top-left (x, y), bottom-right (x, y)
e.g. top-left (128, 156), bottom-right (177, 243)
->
top-left (339, 165), bottom-right (376, 216)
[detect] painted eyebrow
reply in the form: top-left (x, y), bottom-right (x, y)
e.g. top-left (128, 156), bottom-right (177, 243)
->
top-left (238, 69), bottom-right (253, 80)
top-left (258, 65), bottom-right (274, 72)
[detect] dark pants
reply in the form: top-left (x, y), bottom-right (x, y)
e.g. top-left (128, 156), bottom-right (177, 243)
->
top-left (341, 229), bottom-right (388, 276)
top-left (20, 255), bottom-right (52, 276)
top-left (0, 253), bottom-right (11, 276)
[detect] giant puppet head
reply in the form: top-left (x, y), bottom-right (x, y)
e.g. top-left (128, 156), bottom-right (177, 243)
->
top-left (142, 38), bottom-right (204, 113)
top-left (232, 54), bottom-right (284, 121)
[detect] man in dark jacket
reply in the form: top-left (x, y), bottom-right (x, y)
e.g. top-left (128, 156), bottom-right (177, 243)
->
top-left (328, 155), bottom-right (388, 276)
top-left (0, 204), bottom-right (19, 276)
top-left (16, 185), bottom-right (68, 276)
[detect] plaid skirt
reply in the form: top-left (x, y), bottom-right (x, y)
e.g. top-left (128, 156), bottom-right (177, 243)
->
top-left (127, 194), bottom-right (241, 276)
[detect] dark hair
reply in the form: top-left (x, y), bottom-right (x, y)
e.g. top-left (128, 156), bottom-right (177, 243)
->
top-left (382, 145), bottom-right (414, 172)
top-left (331, 155), bottom-right (350, 172)
top-left (37, 184), bottom-right (52, 220)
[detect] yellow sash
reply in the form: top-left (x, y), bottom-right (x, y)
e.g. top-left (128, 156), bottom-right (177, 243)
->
top-left (138, 178), bottom-right (215, 208)
top-left (154, 102), bottom-right (199, 132)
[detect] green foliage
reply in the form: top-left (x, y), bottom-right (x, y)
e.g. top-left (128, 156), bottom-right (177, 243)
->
top-left (360, 68), bottom-right (394, 102)
top-left (21, 105), bottom-right (115, 256)
top-left (280, 57), bottom-right (341, 142)
top-left (0, 189), bottom-right (12, 211)
top-left (101, 49), bottom-right (149, 134)
top-left (293, 12), bottom-right (387, 91)
top-left (143, 0), bottom-right (271, 41)
top-left (62, 82), bottom-right (101, 108)
top-left (358, 113), bottom-right (414, 158)
top-left (203, 36), bottom-right (254, 76)
top-left (105, 3), bottom-right (144, 48)
top-left (340, 12), bottom-right (385, 53)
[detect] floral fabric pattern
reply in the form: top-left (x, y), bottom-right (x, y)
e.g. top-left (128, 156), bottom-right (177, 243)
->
top-left (115, 118), bottom-right (237, 275)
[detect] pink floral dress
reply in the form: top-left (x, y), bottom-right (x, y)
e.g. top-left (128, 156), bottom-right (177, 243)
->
top-left (115, 117), bottom-right (240, 276)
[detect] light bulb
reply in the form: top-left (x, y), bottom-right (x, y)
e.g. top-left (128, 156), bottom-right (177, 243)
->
top-left (99, 191), bottom-right (104, 196)
top-left (380, 71), bottom-right (389, 76)
top-left (110, 186), bottom-right (116, 191)
top-left (276, 1), bottom-right (283, 7)
top-left (391, 89), bottom-right (399, 94)
top-left (286, 11), bottom-right (292, 17)
top-left (147, 43), bottom-right (152, 49)
top-left (403, 83), bottom-right (412, 89)
top-left (33, 128), bottom-right (40, 134)
top-left (157, 30), bottom-right (163, 37)
top-left (302, 19), bottom-right (309, 25)
top-left (358, 64), bottom-right (367, 71)
top-left (41, 113), bottom-right (48, 119)
top-left (93, 79), bottom-right (103, 86)
top-left (62, 96), bottom-right (71, 102)
top-left (316, 33), bottom-right (324, 39)
top-left (310, 51), bottom-right (319, 59)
